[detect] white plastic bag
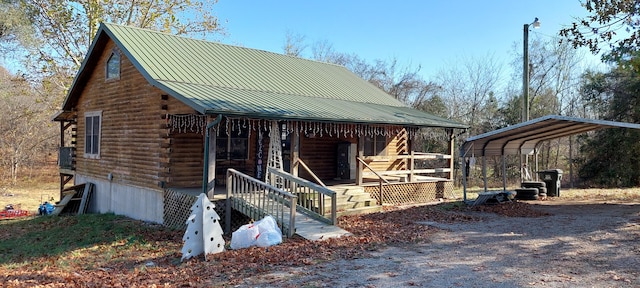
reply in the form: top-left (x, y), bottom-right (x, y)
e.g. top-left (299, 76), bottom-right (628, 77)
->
top-left (255, 216), bottom-right (282, 247)
top-left (230, 215), bottom-right (283, 249)
top-left (229, 223), bottom-right (260, 250)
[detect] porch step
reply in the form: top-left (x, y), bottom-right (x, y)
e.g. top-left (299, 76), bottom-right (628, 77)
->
top-left (328, 185), bottom-right (381, 217)
top-left (332, 199), bottom-right (375, 211)
top-left (337, 205), bottom-right (383, 217)
top-left (332, 185), bottom-right (366, 195)
top-left (336, 193), bottom-right (374, 203)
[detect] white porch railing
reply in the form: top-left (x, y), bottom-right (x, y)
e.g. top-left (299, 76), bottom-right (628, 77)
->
top-left (267, 167), bottom-right (337, 225)
top-left (225, 168), bottom-right (297, 237)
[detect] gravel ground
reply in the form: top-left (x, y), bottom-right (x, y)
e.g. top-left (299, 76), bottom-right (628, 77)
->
top-left (240, 199), bottom-right (640, 287)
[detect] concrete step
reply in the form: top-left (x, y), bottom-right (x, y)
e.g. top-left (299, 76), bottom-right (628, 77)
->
top-left (337, 205), bottom-right (383, 217)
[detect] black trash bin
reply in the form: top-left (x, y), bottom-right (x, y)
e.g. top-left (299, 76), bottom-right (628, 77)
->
top-left (537, 169), bottom-right (563, 197)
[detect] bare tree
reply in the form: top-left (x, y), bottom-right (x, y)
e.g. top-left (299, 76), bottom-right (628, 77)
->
top-left (0, 66), bottom-right (58, 184)
top-left (282, 30), bottom-right (307, 57)
top-left (435, 53), bottom-right (503, 135)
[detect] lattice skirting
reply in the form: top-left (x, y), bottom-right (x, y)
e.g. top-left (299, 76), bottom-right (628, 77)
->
top-left (163, 189), bottom-right (250, 231)
top-left (364, 181), bottom-right (454, 205)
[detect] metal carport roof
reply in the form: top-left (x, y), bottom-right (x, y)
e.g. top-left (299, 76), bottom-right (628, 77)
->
top-left (460, 115), bottom-right (640, 158)
top-left (460, 115), bottom-right (640, 202)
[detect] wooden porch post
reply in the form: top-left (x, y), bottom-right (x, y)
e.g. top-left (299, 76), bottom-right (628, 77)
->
top-left (206, 127), bottom-right (216, 197)
top-left (60, 121), bottom-right (65, 148)
top-left (356, 135), bottom-right (364, 185)
top-left (291, 122), bottom-right (300, 177)
top-left (407, 130), bottom-right (414, 182)
top-left (59, 121), bottom-right (65, 199)
top-left (447, 129), bottom-right (455, 180)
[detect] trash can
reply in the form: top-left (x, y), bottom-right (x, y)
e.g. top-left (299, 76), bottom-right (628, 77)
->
top-left (537, 169), bottom-right (563, 197)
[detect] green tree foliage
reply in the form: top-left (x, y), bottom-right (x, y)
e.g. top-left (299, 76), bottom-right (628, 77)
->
top-left (577, 60), bottom-right (640, 187)
top-left (0, 0), bottom-right (36, 51)
top-left (6, 0), bottom-right (223, 80)
top-left (0, 1), bottom-right (224, 183)
top-left (560, 0), bottom-right (640, 60)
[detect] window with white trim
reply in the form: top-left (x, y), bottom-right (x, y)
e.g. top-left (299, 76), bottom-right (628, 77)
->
top-left (106, 51), bottom-right (120, 80)
top-left (85, 111), bottom-right (102, 159)
top-left (364, 134), bottom-right (386, 156)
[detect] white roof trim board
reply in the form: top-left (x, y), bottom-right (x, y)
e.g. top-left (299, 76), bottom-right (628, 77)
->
top-left (461, 115), bottom-right (640, 157)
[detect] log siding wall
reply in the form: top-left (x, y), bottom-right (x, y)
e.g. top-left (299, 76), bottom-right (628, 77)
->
top-left (75, 39), bottom-right (200, 190)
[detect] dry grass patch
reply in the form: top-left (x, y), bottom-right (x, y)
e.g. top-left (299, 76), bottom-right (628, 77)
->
top-left (1, 182), bottom-right (59, 214)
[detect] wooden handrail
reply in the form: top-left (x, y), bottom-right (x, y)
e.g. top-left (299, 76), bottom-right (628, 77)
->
top-left (267, 167), bottom-right (337, 225)
top-left (356, 157), bottom-right (390, 184)
top-left (362, 168), bottom-right (451, 176)
top-left (357, 157), bottom-right (389, 205)
top-left (293, 158), bottom-right (326, 187)
top-left (226, 168), bottom-right (297, 237)
top-left (361, 153), bottom-right (452, 161)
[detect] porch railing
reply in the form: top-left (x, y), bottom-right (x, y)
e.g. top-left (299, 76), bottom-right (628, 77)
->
top-left (267, 167), bottom-right (337, 225)
top-left (58, 147), bottom-right (74, 170)
top-left (357, 157), bottom-right (390, 205)
top-left (360, 152), bottom-right (452, 182)
top-left (292, 158), bottom-right (326, 187)
top-left (226, 168), bottom-right (297, 237)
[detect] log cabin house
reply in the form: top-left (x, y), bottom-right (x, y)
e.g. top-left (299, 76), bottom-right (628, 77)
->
top-left (53, 23), bottom-right (467, 224)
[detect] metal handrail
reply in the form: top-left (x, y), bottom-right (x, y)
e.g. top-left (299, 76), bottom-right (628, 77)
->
top-left (267, 167), bottom-right (337, 225)
top-left (226, 168), bottom-right (297, 237)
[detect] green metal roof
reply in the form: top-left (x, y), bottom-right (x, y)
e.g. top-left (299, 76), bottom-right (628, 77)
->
top-left (62, 23), bottom-right (467, 129)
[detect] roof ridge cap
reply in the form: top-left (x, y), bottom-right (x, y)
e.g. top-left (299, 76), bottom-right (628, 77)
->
top-left (102, 22), bottom-right (349, 69)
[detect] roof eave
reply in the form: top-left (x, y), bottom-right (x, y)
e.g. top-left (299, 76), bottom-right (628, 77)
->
top-left (201, 109), bottom-right (467, 129)
top-left (59, 24), bottom-right (110, 112)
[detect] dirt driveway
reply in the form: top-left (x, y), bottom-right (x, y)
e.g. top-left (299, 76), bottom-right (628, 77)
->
top-left (243, 199), bottom-right (640, 287)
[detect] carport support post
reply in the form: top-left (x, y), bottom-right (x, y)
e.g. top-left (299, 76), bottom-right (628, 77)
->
top-left (502, 155), bottom-right (507, 191)
top-left (519, 152), bottom-right (523, 182)
top-left (462, 156), bottom-right (468, 202)
top-left (482, 155), bottom-right (488, 192)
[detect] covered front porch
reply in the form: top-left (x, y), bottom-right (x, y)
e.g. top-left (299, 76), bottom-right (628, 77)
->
top-left (163, 166), bottom-right (454, 240)
top-left (203, 116), bottom-right (459, 204)
top-left (162, 116), bottom-right (460, 238)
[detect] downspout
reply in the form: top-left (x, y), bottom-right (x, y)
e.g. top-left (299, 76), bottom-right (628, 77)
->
top-left (202, 114), bottom-right (223, 195)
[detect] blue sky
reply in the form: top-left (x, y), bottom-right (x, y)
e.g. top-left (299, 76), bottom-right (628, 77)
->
top-left (213, 0), bottom-right (601, 80)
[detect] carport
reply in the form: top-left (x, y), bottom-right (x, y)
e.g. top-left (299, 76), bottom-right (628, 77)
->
top-left (460, 115), bottom-right (640, 202)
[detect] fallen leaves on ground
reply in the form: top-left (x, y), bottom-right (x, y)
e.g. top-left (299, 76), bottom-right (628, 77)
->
top-left (469, 201), bottom-right (552, 217)
top-left (1, 201), bottom-right (547, 287)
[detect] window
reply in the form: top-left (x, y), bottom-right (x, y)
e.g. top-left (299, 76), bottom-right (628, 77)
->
top-left (85, 111), bottom-right (102, 159)
top-left (364, 134), bottom-right (386, 156)
top-left (106, 51), bottom-right (120, 80)
top-left (216, 128), bottom-right (249, 160)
